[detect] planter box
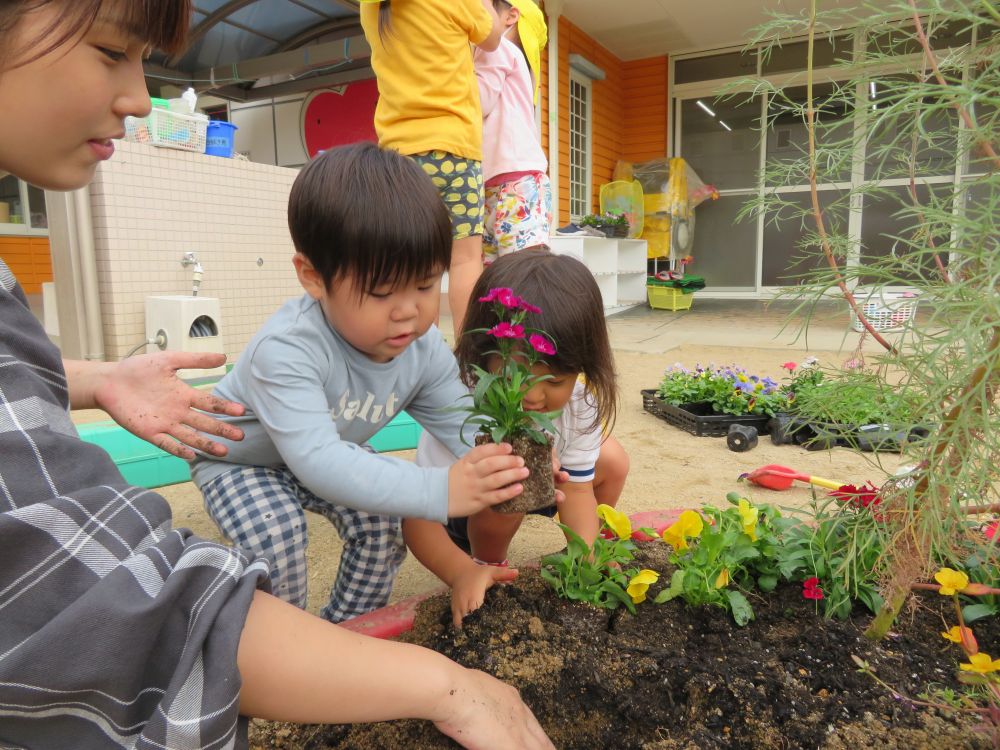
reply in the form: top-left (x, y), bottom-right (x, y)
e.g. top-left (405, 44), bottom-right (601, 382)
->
top-left (641, 389), bottom-right (772, 437)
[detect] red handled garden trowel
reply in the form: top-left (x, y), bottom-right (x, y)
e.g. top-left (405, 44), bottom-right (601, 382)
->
top-left (740, 464), bottom-right (844, 492)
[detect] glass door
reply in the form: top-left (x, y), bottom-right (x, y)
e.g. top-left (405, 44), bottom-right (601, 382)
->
top-left (675, 93), bottom-right (762, 291)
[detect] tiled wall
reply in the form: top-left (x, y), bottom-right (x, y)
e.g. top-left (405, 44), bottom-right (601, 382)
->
top-left (90, 141), bottom-right (300, 361)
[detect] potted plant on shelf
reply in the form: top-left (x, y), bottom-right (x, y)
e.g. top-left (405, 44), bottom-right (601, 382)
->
top-left (580, 210), bottom-right (630, 238)
top-left (642, 363), bottom-right (789, 437)
top-left (456, 287), bottom-right (561, 513)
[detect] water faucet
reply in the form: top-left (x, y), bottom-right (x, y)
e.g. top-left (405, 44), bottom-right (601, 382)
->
top-left (181, 252), bottom-right (204, 296)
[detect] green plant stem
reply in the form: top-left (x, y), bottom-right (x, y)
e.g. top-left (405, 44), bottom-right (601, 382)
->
top-left (961, 503), bottom-right (1000, 515)
top-left (866, 326), bottom-right (1000, 641)
top-left (908, 0), bottom-right (1000, 171)
top-left (806, 0), bottom-right (898, 354)
top-left (910, 583), bottom-right (1000, 595)
top-left (855, 657), bottom-right (985, 714)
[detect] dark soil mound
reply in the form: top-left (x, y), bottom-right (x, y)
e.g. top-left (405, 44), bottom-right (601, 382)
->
top-left (250, 545), bottom-right (996, 749)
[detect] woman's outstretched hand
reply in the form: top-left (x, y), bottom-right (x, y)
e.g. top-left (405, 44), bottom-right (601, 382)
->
top-left (433, 666), bottom-right (555, 750)
top-left (78, 351), bottom-right (245, 459)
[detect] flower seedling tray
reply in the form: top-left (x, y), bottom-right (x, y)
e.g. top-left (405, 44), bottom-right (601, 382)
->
top-left (768, 411), bottom-right (931, 452)
top-left (641, 389), bottom-right (772, 438)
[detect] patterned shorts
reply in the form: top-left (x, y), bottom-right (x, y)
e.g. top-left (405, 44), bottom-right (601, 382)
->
top-left (483, 172), bottom-right (552, 262)
top-left (410, 150), bottom-right (484, 240)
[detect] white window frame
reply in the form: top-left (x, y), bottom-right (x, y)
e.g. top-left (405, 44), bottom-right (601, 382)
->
top-left (568, 71), bottom-right (592, 221)
top-left (0, 177), bottom-right (49, 237)
top-left (667, 23), bottom-right (985, 299)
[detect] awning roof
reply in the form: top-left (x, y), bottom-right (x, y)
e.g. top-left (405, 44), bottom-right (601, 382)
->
top-left (146, 0), bottom-right (369, 102)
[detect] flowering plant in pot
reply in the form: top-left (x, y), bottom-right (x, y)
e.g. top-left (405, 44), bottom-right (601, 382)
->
top-left (580, 210), bottom-right (629, 238)
top-left (457, 287), bottom-right (561, 514)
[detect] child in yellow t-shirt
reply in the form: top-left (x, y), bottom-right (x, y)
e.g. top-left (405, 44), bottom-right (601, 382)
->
top-left (359, 0), bottom-right (503, 336)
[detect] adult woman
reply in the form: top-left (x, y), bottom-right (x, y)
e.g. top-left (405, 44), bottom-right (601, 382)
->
top-left (0, 3), bottom-right (553, 748)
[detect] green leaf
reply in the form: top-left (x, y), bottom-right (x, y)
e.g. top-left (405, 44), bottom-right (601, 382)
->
top-left (653, 569), bottom-right (686, 603)
top-left (961, 603), bottom-right (997, 623)
top-left (726, 590), bottom-right (754, 626)
top-left (563, 525), bottom-right (591, 558)
top-left (757, 574), bottom-right (778, 592)
top-left (472, 371), bottom-right (499, 405)
top-left (527, 410), bottom-right (560, 434)
top-left (600, 580), bottom-right (636, 613)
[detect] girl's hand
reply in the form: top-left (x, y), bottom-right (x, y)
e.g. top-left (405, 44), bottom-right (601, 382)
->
top-left (451, 565), bottom-right (519, 628)
top-left (432, 666), bottom-right (554, 750)
top-left (89, 351), bottom-right (245, 459)
top-left (552, 447), bottom-right (569, 503)
top-left (448, 443), bottom-right (528, 517)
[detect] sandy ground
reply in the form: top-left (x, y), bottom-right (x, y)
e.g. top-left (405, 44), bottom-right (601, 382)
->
top-left (160, 341), bottom-right (904, 617)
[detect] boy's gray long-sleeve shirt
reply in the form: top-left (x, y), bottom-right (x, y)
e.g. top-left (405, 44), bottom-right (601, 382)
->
top-left (191, 294), bottom-right (470, 523)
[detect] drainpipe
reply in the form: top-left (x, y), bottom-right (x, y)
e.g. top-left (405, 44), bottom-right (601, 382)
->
top-left (73, 186), bottom-right (105, 361)
top-left (46, 187), bottom-right (105, 361)
top-left (546, 0), bottom-right (563, 226)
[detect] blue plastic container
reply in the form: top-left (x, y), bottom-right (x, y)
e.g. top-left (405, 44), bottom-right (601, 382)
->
top-left (205, 121), bottom-right (238, 157)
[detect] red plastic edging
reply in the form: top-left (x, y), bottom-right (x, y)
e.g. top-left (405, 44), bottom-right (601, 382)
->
top-left (339, 508), bottom-right (687, 639)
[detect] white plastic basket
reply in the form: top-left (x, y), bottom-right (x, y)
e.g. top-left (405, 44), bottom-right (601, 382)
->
top-left (124, 109), bottom-right (208, 153)
top-left (851, 288), bottom-right (919, 332)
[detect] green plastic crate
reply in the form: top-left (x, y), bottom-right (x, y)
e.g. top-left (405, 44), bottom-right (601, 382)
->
top-left (78, 411), bottom-right (423, 489)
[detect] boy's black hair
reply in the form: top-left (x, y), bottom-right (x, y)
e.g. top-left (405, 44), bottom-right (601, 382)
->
top-left (455, 250), bottom-right (619, 436)
top-left (287, 142), bottom-right (452, 294)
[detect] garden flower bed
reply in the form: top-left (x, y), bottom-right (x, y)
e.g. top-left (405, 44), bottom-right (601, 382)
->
top-left (250, 541), bottom-right (995, 750)
top-left (249, 500), bottom-right (998, 749)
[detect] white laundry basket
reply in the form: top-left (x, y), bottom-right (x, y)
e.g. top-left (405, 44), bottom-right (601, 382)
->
top-left (851, 288), bottom-right (919, 333)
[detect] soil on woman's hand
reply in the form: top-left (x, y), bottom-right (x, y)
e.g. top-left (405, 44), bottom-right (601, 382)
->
top-left (250, 544), bottom-right (996, 750)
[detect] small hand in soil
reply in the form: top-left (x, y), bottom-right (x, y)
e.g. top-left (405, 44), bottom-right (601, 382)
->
top-left (451, 564), bottom-right (519, 628)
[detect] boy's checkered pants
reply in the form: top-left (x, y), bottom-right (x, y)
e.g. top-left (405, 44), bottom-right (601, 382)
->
top-left (201, 465), bottom-right (406, 623)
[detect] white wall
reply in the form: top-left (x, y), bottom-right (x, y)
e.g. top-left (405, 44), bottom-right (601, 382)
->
top-left (230, 96), bottom-right (309, 168)
top-left (88, 141), bottom-right (301, 360)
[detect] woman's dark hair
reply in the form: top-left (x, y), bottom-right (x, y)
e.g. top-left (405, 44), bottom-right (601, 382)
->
top-left (456, 250), bottom-right (619, 436)
top-left (1, 0), bottom-right (191, 68)
top-left (287, 141), bottom-right (452, 295)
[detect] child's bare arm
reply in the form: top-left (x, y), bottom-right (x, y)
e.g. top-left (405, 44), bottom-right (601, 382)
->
top-left (404, 518), bottom-right (518, 627)
top-left (555, 481), bottom-right (600, 548)
top-left (476, 0), bottom-right (504, 51)
top-left (237, 591), bottom-right (553, 749)
top-left (403, 518), bottom-right (479, 587)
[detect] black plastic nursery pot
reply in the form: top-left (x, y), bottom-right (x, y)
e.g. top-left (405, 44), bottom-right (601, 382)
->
top-left (640, 389), bottom-right (773, 438)
top-left (768, 411), bottom-right (932, 452)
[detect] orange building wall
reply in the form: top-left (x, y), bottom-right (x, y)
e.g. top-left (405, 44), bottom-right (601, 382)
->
top-left (0, 237), bottom-right (52, 294)
top-left (622, 56), bottom-right (669, 164)
top-left (540, 14), bottom-right (668, 225)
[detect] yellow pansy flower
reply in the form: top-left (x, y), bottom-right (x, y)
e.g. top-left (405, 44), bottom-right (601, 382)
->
top-left (661, 510), bottom-right (704, 551)
top-left (934, 568), bottom-right (970, 596)
top-left (715, 568), bottom-right (730, 589)
top-left (626, 569), bottom-right (660, 604)
top-left (941, 626), bottom-right (965, 643)
top-left (597, 504), bottom-right (631, 540)
top-left (738, 498), bottom-right (759, 542)
top-left (960, 653), bottom-right (1000, 674)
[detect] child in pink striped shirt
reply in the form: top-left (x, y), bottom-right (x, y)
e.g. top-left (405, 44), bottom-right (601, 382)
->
top-left (474, 0), bottom-right (551, 262)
